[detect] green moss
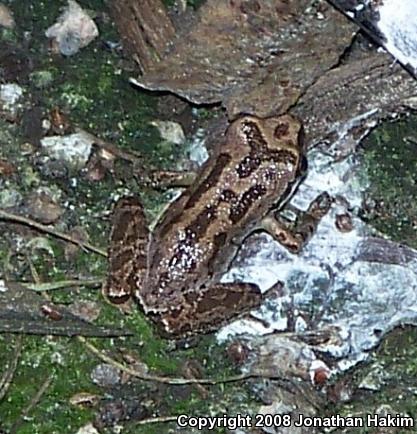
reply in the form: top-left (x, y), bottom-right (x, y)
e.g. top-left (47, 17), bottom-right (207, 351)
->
top-left (0, 26), bottom-right (18, 43)
top-left (0, 336), bottom-right (97, 433)
top-left (323, 117), bottom-right (417, 431)
top-left (359, 114), bottom-right (417, 249)
top-left (30, 70), bottom-right (55, 89)
top-left (328, 327), bottom-right (417, 433)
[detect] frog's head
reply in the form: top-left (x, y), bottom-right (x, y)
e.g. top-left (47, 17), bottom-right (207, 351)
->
top-left (235, 114), bottom-right (306, 176)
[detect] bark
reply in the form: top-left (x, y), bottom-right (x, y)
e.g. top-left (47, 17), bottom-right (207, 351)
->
top-left (110, 0), bottom-right (176, 72)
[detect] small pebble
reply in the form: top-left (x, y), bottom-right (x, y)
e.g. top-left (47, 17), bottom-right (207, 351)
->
top-left (151, 119), bottom-right (186, 145)
top-left (26, 191), bottom-right (64, 224)
top-left (91, 363), bottom-right (121, 388)
top-left (0, 3), bottom-right (15, 29)
top-left (45, 0), bottom-right (98, 56)
top-left (335, 213), bottom-right (353, 232)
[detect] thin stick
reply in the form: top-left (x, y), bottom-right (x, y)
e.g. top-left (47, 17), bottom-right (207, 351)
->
top-left (0, 210), bottom-right (107, 257)
top-left (78, 336), bottom-right (271, 386)
top-left (0, 335), bottom-right (23, 402)
top-left (24, 278), bottom-right (103, 292)
top-left (405, 136), bottom-right (417, 146)
top-left (135, 415), bottom-right (179, 426)
top-left (9, 374), bottom-right (53, 434)
top-left (76, 128), bottom-right (144, 165)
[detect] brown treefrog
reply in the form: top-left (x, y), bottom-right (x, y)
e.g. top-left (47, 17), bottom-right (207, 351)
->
top-left (104, 115), bottom-right (331, 336)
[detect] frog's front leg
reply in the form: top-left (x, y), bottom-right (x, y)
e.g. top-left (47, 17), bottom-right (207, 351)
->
top-left (103, 197), bottom-right (149, 304)
top-left (159, 281), bottom-right (282, 336)
top-left (261, 192), bottom-right (333, 254)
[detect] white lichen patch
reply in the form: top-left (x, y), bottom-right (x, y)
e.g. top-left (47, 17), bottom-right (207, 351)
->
top-left (218, 144), bottom-right (417, 372)
top-left (187, 128), bottom-right (209, 164)
top-left (378, 0), bottom-right (417, 71)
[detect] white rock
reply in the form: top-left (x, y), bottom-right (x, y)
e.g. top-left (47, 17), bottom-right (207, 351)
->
top-left (75, 423), bottom-right (99, 434)
top-left (41, 131), bottom-right (94, 169)
top-left (0, 83), bottom-right (23, 111)
top-left (151, 120), bottom-right (186, 145)
top-left (45, 0), bottom-right (99, 56)
top-left (0, 280), bottom-right (7, 293)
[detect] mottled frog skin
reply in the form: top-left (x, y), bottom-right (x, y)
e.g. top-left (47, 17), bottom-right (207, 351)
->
top-left (104, 115), bottom-right (330, 336)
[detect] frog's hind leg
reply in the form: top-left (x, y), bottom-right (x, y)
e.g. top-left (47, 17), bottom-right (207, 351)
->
top-left (160, 281), bottom-right (282, 336)
top-left (261, 192), bottom-right (333, 254)
top-left (103, 197), bottom-right (149, 304)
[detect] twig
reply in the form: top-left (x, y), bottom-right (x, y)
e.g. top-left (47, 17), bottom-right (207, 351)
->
top-left (76, 128), bottom-right (144, 165)
top-left (9, 374), bottom-right (53, 434)
top-left (135, 415), bottom-right (179, 426)
top-left (404, 136), bottom-right (417, 146)
top-left (0, 335), bottom-right (23, 402)
top-left (2, 248), bottom-right (13, 280)
top-left (24, 278), bottom-right (103, 292)
top-left (78, 336), bottom-right (270, 385)
top-left (0, 209), bottom-right (107, 257)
